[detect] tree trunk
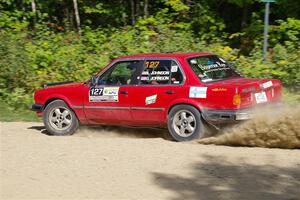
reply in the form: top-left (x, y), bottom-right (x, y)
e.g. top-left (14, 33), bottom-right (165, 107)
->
top-left (64, 4), bottom-right (70, 31)
top-left (72, 0), bottom-right (81, 34)
top-left (21, 0), bottom-right (26, 21)
top-left (144, 0), bottom-right (149, 18)
top-left (135, 0), bottom-right (140, 18)
top-left (130, 0), bottom-right (135, 25)
top-left (31, 0), bottom-right (37, 28)
top-left (241, 3), bottom-right (248, 28)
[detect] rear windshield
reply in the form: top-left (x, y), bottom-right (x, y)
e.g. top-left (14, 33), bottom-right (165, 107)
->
top-left (187, 55), bottom-right (241, 82)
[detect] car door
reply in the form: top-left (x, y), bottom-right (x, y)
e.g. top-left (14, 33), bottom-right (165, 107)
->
top-left (129, 58), bottom-right (185, 126)
top-left (83, 59), bottom-right (143, 125)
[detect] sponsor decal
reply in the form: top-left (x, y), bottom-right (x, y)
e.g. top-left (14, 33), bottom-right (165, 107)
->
top-left (242, 87), bottom-right (255, 93)
top-left (262, 81), bottom-right (273, 89)
top-left (204, 67), bottom-right (230, 73)
top-left (171, 65), bottom-right (178, 72)
top-left (189, 87), bottom-right (207, 98)
top-left (103, 87), bottom-right (119, 95)
top-left (89, 87), bottom-right (119, 102)
top-left (219, 57), bottom-right (226, 63)
top-left (145, 94), bottom-right (157, 105)
top-left (141, 70), bottom-right (170, 82)
top-left (142, 71), bottom-right (170, 75)
top-left (211, 88), bottom-right (227, 92)
top-left (190, 59), bottom-right (197, 64)
top-left (198, 62), bottom-right (227, 71)
top-left (141, 76), bottom-right (170, 81)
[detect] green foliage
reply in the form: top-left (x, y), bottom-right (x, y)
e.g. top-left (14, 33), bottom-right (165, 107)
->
top-left (163, 0), bottom-right (189, 12)
top-left (282, 88), bottom-right (300, 105)
top-left (232, 18), bottom-right (300, 90)
top-left (0, 99), bottom-right (39, 122)
top-left (0, 0), bottom-right (299, 121)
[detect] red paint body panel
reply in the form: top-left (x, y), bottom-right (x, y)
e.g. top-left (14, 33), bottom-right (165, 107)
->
top-left (33, 52), bottom-right (282, 127)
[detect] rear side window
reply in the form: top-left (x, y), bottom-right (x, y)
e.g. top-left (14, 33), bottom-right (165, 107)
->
top-left (139, 59), bottom-right (184, 85)
top-left (188, 55), bottom-right (241, 82)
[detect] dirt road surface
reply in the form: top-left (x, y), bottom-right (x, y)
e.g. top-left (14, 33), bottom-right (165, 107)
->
top-left (1, 122), bottom-right (300, 200)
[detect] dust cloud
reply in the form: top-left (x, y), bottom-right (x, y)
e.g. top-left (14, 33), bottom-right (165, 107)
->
top-left (198, 105), bottom-right (300, 149)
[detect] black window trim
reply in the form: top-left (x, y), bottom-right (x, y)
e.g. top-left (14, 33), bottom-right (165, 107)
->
top-left (95, 57), bottom-right (186, 87)
top-left (185, 54), bottom-right (241, 84)
top-left (137, 57), bottom-right (186, 86)
top-left (96, 58), bottom-right (144, 86)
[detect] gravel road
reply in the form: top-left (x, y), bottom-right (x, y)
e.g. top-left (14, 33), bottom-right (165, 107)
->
top-left (1, 122), bottom-right (300, 200)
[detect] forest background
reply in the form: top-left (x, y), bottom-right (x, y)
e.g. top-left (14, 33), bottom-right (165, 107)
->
top-left (0, 0), bottom-right (299, 121)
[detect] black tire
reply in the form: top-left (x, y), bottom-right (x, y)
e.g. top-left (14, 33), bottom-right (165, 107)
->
top-left (43, 100), bottom-right (79, 136)
top-left (167, 105), bottom-right (204, 141)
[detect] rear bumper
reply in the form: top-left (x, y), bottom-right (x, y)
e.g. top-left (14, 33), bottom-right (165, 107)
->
top-left (202, 103), bottom-right (282, 124)
top-left (30, 104), bottom-right (43, 112)
top-left (202, 108), bottom-right (253, 123)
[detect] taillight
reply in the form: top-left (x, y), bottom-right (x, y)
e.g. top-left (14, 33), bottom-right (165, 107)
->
top-left (233, 94), bottom-right (241, 106)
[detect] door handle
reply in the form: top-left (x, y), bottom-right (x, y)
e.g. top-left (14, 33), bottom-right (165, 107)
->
top-left (165, 90), bottom-right (175, 94)
top-left (120, 90), bottom-right (128, 94)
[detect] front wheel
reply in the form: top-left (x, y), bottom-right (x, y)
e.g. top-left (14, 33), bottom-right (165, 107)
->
top-left (167, 105), bottom-right (204, 141)
top-left (43, 100), bottom-right (79, 136)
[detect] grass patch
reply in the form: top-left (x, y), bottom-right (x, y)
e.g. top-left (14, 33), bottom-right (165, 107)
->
top-left (0, 101), bottom-right (40, 122)
top-left (282, 89), bottom-right (300, 105)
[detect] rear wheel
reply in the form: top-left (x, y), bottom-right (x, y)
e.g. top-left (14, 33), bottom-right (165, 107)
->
top-left (43, 100), bottom-right (79, 136)
top-left (167, 105), bottom-right (204, 141)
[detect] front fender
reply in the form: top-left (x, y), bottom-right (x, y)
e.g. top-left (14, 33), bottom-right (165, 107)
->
top-left (42, 93), bottom-right (87, 124)
top-left (44, 93), bottom-right (74, 108)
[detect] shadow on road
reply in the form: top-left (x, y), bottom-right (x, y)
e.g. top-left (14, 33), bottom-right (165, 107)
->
top-left (28, 125), bottom-right (49, 135)
top-left (28, 125), bottom-right (166, 139)
top-left (152, 155), bottom-right (300, 200)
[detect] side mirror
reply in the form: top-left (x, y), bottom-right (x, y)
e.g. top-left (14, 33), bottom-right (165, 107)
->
top-left (90, 75), bottom-right (98, 86)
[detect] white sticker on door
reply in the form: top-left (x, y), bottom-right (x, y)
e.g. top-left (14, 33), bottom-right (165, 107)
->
top-left (145, 94), bottom-right (157, 105)
top-left (189, 87), bottom-right (207, 98)
top-left (89, 87), bottom-right (119, 102)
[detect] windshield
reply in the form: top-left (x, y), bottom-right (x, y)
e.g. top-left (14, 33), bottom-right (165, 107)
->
top-left (187, 55), bottom-right (241, 82)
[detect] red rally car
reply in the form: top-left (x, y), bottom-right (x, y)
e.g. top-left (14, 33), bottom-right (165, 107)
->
top-left (31, 52), bottom-right (282, 141)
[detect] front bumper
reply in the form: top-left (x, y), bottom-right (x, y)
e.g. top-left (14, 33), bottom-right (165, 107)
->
top-left (30, 104), bottom-right (43, 112)
top-left (202, 108), bottom-right (253, 124)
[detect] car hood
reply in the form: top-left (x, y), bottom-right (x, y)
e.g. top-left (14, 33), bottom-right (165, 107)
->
top-left (44, 81), bottom-right (84, 89)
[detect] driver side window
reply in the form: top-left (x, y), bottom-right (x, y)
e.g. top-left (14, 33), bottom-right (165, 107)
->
top-left (98, 60), bottom-right (141, 85)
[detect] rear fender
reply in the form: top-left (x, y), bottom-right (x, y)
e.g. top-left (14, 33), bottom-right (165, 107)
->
top-left (165, 98), bottom-right (204, 122)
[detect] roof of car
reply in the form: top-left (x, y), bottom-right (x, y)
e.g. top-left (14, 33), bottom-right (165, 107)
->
top-left (118, 52), bottom-right (214, 59)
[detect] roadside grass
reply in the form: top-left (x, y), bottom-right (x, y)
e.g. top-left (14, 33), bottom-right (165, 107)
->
top-left (0, 101), bottom-right (40, 122)
top-left (282, 89), bottom-right (300, 105)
